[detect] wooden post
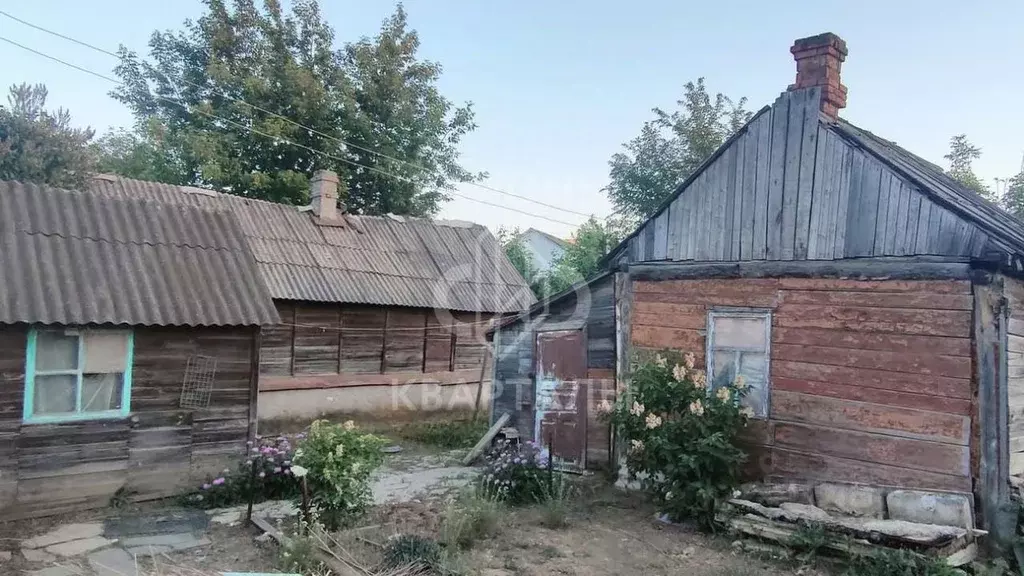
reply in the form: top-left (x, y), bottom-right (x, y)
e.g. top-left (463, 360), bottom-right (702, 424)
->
top-left (246, 457), bottom-right (259, 523)
top-left (379, 309), bottom-right (389, 374)
top-left (248, 328), bottom-right (262, 444)
top-left (613, 270), bottom-right (632, 467)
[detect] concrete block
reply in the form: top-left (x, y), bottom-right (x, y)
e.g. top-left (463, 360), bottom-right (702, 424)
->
top-left (88, 547), bottom-right (137, 576)
top-left (21, 548), bottom-right (57, 563)
top-left (27, 567), bottom-right (81, 576)
top-left (120, 533), bottom-right (210, 551)
top-left (0, 550), bottom-right (11, 562)
top-left (814, 483), bottom-right (886, 518)
top-left (739, 482), bottom-right (815, 507)
top-left (886, 490), bottom-right (974, 528)
top-left (22, 523), bottom-right (103, 549)
top-left (45, 537), bottom-right (116, 558)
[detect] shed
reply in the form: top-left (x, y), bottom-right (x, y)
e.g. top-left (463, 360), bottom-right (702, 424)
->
top-left (489, 32), bottom-right (1024, 537)
top-left (88, 172), bottom-right (535, 424)
top-left (0, 181), bottom-right (279, 518)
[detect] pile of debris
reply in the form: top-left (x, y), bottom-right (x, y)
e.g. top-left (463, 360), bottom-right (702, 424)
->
top-left (723, 482), bottom-right (984, 566)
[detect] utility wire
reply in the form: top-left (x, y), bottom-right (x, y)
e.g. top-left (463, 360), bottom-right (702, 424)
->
top-left (0, 35), bottom-right (582, 227)
top-left (0, 9), bottom-right (601, 222)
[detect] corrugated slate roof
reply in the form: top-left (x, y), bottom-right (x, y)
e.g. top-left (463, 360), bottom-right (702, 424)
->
top-left (0, 181), bottom-right (280, 327)
top-left (88, 175), bottom-right (536, 313)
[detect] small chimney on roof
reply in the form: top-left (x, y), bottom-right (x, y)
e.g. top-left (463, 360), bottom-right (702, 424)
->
top-left (310, 170), bottom-right (341, 220)
top-left (789, 32), bottom-right (848, 121)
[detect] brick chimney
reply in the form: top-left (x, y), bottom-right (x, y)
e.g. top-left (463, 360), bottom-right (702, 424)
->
top-left (789, 32), bottom-right (848, 121)
top-left (310, 170), bottom-right (340, 220)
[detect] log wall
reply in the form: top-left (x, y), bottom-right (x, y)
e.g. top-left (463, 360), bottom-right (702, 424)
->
top-left (0, 324), bottom-right (258, 518)
top-left (631, 277), bottom-right (974, 492)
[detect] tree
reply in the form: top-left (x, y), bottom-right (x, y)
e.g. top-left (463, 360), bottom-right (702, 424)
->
top-left (945, 134), bottom-right (994, 201)
top-left (0, 83), bottom-right (96, 188)
top-left (606, 78), bottom-right (751, 220)
top-left (108, 0), bottom-right (477, 215)
top-left (1003, 170), bottom-right (1024, 220)
top-left (497, 226), bottom-right (538, 287)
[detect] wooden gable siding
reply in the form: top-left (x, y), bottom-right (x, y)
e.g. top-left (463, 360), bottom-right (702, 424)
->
top-left (631, 277), bottom-right (973, 493)
top-left (1005, 277), bottom-right (1024, 478)
top-left (626, 88), bottom-right (989, 264)
top-left (260, 301), bottom-right (487, 388)
top-left (0, 324), bottom-right (257, 518)
top-left (492, 274), bottom-right (616, 466)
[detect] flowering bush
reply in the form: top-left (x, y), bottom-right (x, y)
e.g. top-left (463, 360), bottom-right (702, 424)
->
top-left (479, 440), bottom-right (551, 505)
top-left (292, 419), bottom-right (387, 528)
top-left (607, 350), bottom-right (750, 531)
top-left (187, 434), bottom-right (301, 508)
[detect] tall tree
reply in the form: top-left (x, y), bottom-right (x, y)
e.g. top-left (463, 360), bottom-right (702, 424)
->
top-left (95, 119), bottom-right (190, 184)
top-left (0, 83), bottom-right (96, 188)
top-left (107, 0), bottom-right (477, 215)
top-left (1003, 170), bottom-right (1024, 220)
top-left (945, 134), bottom-right (994, 201)
top-left (606, 78), bottom-right (751, 220)
top-left (535, 218), bottom-right (626, 299)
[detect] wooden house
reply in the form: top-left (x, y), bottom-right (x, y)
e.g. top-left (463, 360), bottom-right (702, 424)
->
top-left (490, 32), bottom-right (1024, 538)
top-left (88, 172), bottom-right (535, 425)
top-left (0, 181), bottom-right (280, 518)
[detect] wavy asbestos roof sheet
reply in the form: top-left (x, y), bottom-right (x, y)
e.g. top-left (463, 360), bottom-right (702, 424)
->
top-left (87, 175), bottom-right (536, 313)
top-left (0, 181), bottom-right (280, 326)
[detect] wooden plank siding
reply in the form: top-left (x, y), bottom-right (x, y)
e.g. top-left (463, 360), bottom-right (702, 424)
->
top-left (621, 89), bottom-right (990, 265)
top-left (260, 302), bottom-right (490, 389)
top-left (630, 277), bottom-right (974, 492)
top-left (1004, 276), bottom-right (1024, 477)
top-left (0, 324), bottom-right (258, 518)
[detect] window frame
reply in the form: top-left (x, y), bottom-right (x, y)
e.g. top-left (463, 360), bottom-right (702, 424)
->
top-left (23, 327), bottom-right (134, 424)
top-left (705, 308), bottom-right (772, 418)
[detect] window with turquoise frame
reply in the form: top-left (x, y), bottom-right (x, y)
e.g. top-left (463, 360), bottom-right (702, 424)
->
top-left (24, 328), bottom-right (134, 424)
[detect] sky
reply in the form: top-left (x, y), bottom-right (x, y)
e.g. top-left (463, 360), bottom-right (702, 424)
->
top-left (1, 1), bottom-right (1022, 239)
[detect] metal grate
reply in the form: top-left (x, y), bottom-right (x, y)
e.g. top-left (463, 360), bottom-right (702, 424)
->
top-left (179, 355), bottom-right (218, 409)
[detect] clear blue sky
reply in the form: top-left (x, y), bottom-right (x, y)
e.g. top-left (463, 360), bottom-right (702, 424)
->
top-left (1, 1), bottom-right (1022, 238)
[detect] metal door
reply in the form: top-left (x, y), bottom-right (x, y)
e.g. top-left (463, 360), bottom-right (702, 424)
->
top-left (534, 329), bottom-right (588, 471)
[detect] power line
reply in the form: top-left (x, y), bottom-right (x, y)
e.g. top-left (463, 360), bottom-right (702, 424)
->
top-left (0, 9), bottom-right (599, 222)
top-left (0, 35), bottom-right (582, 227)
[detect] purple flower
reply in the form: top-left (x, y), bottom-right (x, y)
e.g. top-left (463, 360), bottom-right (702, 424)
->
top-left (258, 471), bottom-right (266, 478)
top-left (212, 477), bottom-right (226, 486)
top-left (273, 466), bottom-right (282, 473)
top-left (201, 483), bottom-right (211, 490)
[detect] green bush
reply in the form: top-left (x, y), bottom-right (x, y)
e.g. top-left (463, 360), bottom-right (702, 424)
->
top-left (607, 350), bottom-right (751, 531)
top-left (439, 487), bottom-right (504, 549)
top-left (396, 419), bottom-right (489, 449)
top-left (382, 534), bottom-right (443, 569)
top-left (480, 440), bottom-right (551, 505)
top-left (293, 419), bottom-right (387, 529)
top-left (843, 548), bottom-right (960, 576)
top-left (184, 434), bottom-right (301, 509)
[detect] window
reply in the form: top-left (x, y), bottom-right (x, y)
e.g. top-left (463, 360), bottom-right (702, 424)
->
top-left (706, 309), bottom-right (771, 418)
top-left (24, 328), bottom-right (133, 423)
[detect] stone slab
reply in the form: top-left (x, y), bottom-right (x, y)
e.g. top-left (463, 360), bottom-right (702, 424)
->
top-left (22, 548), bottom-right (57, 563)
top-left (814, 483), bottom-right (886, 518)
top-left (0, 550), bottom-right (11, 562)
top-left (120, 533), bottom-right (210, 551)
top-left (88, 547), bottom-right (137, 576)
top-left (27, 567), bottom-right (81, 576)
top-left (45, 537), bottom-right (116, 558)
top-left (125, 545), bottom-right (172, 557)
top-left (104, 510), bottom-right (208, 539)
top-left (886, 490), bottom-right (974, 528)
top-left (23, 523), bottom-right (104, 549)
top-left (739, 482), bottom-right (815, 507)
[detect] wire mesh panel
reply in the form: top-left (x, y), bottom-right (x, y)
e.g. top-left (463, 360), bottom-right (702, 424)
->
top-left (180, 355), bottom-right (218, 409)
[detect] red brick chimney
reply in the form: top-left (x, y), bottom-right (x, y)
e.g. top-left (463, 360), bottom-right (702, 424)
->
top-left (789, 32), bottom-right (848, 121)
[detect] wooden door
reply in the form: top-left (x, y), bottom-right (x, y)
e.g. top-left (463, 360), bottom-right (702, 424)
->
top-left (534, 329), bottom-right (587, 471)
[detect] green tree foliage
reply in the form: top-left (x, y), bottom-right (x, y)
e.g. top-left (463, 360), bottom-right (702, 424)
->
top-left (1003, 170), bottom-right (1024, 220)
top-left (0, 83), bottom-right (96, 188)
top-left (497, 226), bottom-right (539, 290)
top-left (944, 134), bottom-right (994, 201)
top-left (606, 78), bottom-right (751, 220)
top-left (540, 217), bottom-right (625, 297)
top-left (106, 0), bottom-right (477, 215)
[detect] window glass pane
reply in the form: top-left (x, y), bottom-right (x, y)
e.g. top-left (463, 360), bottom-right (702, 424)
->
top-left (82, 373), bottom-right (123, 412)
top-left (36, 331), bottom-right (79, 372)
top-left (712, 350), bottom-right (738, 390)
top-left (739, 353), bottom-right (768, 417)
top-left (83, 331), bottom-right (129, 373)
top-left (34, 374), bottom-right (77, 414)
top-left (712, 316), bottom-right (766, 350)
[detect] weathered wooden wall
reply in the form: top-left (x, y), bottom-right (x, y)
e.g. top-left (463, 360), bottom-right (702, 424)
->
top-left (1005, 277), bottom-right (1024, 478)
top-left (260, 301), bottom-right (488, 381)
top-left (621, 88), bottom-right (990, 264)
top-left (0, 324), bottom-right (257, 518)
top-left (491, 273), bottom-right (616, 468)
top-left (631, 277), bottom-right (974, 492)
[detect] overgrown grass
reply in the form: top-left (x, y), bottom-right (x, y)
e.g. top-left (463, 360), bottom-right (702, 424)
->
top-left (788, 522), bottom-right (831, 561)
top-left (537, 474), bottom-right (576, 529)
top-left (842, 547), bottom-right (960, 576)
top-left (439, 486), bottom-right (505, 549)
top-left (394, 419), bottom-right (489, 450)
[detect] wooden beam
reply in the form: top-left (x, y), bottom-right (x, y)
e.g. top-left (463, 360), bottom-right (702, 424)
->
top-left (629, 258), bottom-right (972, 282)
top-left (248, 328), bottom-right (261, 443)
top-left (463, 412), bottom-right (510, 465)
top-left (260, 368), bottom-right (482, 392)
top-left (613, 270), bottom-right (633, 465)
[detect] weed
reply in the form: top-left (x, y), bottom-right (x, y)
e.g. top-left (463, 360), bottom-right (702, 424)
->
top-left (537, 473), bottom-right (575, 529)
top-left (109, 486), bottom-right (135, 509)
top-left (395, 419), bottom-right (488, 450)
top-left (382, 534), bottom-right (443, 569)
top-left (439, 487), bottom-right (504, 549)
top-left (843, 547), bottom-right (960, 576)
top-left (788, 521), bottom-right (831, 560)
top-left (279, 531), bottom-right (329, 576)
top-left (539, 545), bottom-right (564, 560)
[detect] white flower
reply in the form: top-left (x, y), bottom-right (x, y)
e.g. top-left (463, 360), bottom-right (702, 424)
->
top-left (733, 375), bottom-right (747, 390)
top-left (740, 406), bottom-right (755, 419)
top-left (683, 352), bottom-right (696, 369)
top-left (732, 489), bottom-right (742, 499)
top-left (630, 401), bottom-right (645, 417)
top-left (665, 491), bottom-right (674, 501)
top-left (689, 400), bottom-right (704, 416)
top-left (335, 444), bottom-right (345, 457)
top-left (691, 370), bottom-right (707, 389)
top-left (672, 364), bottom-right (687, 382)
top-left (630, 439), bottom-right (645, 453)
top-left (294, 448), bottom-right (304, 459)
top-left (716, 387), bottom-right (731, 402)
top-left (343, 420), bottom-right (356, 431)
top-left (291, 465), bottom-right (308, 478)
top-left (645, 413), bottom-right (663, 429)
top-left (654, 354), bottom-right (667, 367)
top-left (597, 399), bottom-right (613, 414)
